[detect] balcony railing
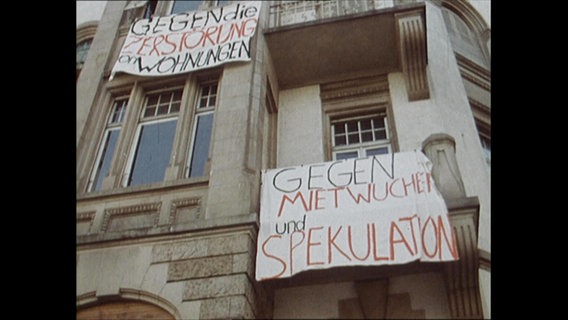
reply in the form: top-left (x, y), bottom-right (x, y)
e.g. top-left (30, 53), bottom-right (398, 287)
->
top-left (268, 0), bottom-right (422, 28)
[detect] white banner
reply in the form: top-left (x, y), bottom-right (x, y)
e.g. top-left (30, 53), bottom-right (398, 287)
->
top-left (110, 1), bottom-right (261, 79)
top-left (255, 150), bottom-right (459, 281)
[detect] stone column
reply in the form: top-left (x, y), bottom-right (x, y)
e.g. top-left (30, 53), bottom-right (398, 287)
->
top-left (422, 133), bottom-right (483, 319)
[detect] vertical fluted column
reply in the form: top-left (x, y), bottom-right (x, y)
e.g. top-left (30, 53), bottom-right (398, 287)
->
top-left (395, 9), bottom-right (430, 101)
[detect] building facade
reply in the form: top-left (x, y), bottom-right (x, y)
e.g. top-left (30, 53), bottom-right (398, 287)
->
top-left (76, 0), bottom-right (490, 318)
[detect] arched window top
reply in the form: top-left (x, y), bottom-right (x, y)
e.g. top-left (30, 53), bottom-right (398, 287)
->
top-left (440, 0), bottom-right (490, 68)
top-left (77, 289), bottom-right (180, 320)
top-left (76, 22), bottom-right (98, 79)
top-left (76, 39), bottom-right (93, 67)
top-left (77, 300), bottom-right (175, 320)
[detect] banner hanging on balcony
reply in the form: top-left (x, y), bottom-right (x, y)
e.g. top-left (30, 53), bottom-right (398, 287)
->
top-left (110, 1), bottom-right (261, 79)
top-left (255, 150), bottom-right (459, 281)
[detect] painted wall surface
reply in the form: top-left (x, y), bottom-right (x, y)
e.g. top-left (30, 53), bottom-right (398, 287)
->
top-left (77, 1), bottom-right (107, 27)
top-left (76, 244), bottom-right (200, 319)
top-left (277, 85), bottom-right (324, 168)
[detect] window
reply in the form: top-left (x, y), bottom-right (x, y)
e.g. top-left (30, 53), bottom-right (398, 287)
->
top-left (331, 113), bottom-right (391, 160)
top-left (480, 135), bottom-right (490, 167)
top-left (171, 0), bottom-right (202, 14)
top-left (125, 89), bottom-right (182, 187)
top-left (476, 123), bottom-right (490, 170)
top-left (87, 98), bottom-right (128, 192)
top-left (441, 7), bottom-right (487, 67)
top-left (76, 38), bottom-right (93, 79)
top-left (186, 82), bottom-right (218, 177)
top-left (83, 75), bottom-right (220, 193)
top-left (143, 0), bottom-right (158, 18)
top-left (262, 79), bottom-right (278, 169)
top-left (76, 39), bottom-right (92, 67)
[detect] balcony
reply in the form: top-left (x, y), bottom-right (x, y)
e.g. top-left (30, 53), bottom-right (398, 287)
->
top-left (268, 0), bottom-right (422, 29)
top-left (265, 0), bottom-right (429, 99)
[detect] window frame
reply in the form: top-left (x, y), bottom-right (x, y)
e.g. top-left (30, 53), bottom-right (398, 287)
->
top-left (262, 78), bottom-right (278, 169)
top-left (76, 21), bottom-right (97, 79)
top-left (185, 80), bottom-right (219, 178)
top-left (169, 0), bottom-right (202, 14)
top-left (86, 97), bottom-right (129, 192)
top-left (167, 0), bottom-right (232, 15)
top-left (330, 112), bottom-right (392, 161)
top-left (441, 6), bottom-right (488, 68)
top-left (321, 75), bottom-right (397, 162)
top-left (79, 70), bottom-right (222, 195)
top-left (121, 86), bottom-right (184, 188)
top-left (475, 119), bottom-right (491, 170)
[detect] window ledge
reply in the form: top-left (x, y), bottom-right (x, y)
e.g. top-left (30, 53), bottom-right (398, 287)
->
top-left (77, 176), bottom-right (210, 201)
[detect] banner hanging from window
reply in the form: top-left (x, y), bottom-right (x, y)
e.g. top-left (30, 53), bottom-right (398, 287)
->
top-left (255, 150), bottom-right (459, 281)
top-left (110, 1), bottom-right (261, 79)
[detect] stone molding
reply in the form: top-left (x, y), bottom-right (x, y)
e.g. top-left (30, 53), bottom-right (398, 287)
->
top-left (101, 202), bottom-right (162, 232)
top-left (169, 197), bottom-right (201, 225)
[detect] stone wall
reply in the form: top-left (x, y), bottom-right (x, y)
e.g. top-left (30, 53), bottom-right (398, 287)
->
top-left (77, 227), bottom-right (271, 319)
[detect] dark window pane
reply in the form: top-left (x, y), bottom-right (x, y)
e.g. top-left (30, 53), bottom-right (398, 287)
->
top-left (347, 122), bottom-right (358, 133)
top-left (366, 147), bottom-right (389, 157)
top-left (209, 96), bottom-right (216, 107)
top-left (160, 92), bottom-right (174, 104)
top-left (171, 0), bottom-right (201, 14)
top-left (173, 90), bottom-right (183, 102)
top-left (147, 95), bottom-right (159, 106)
top-left (361, 131), bottom-right (373, 142)
top-left (374, 129), bottom-right (387, 140)
top-left (171, 102), bottom-right (181, 113)
top-left (348, 133), bottom-right (359, 144)
top-left (144, 0), bottom-right (158, 18)
top-left (129, 120), bottom-right (177, 186)
top-left (202, 86), bottom-right (210, 96)
top-left (334, 135), bottom-right (346, 146)
top-left (360, 119), bottom-right (372, 130)
top-left (373, 118), bottom-right (385, 129)
top-left (144, 106), bottom-right (156, 118)
top-left (199, 97), bottom-right (208, 108)
top-left (335, 151), bottom-right (358, 160)
top-left (157, 104), bottom-right (169, 115)
top-left (189, 113), bottom-right (214, 177)
top-left (334, 123), bottom-right (345, 134)
top-left (92, 130), bottom-right (120, 191)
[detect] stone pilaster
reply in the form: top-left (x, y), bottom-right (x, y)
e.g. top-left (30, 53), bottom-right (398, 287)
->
top-left (422, 133), bottom-right (483, 319)
top-left (395, 9), bottom-right (430, 101)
